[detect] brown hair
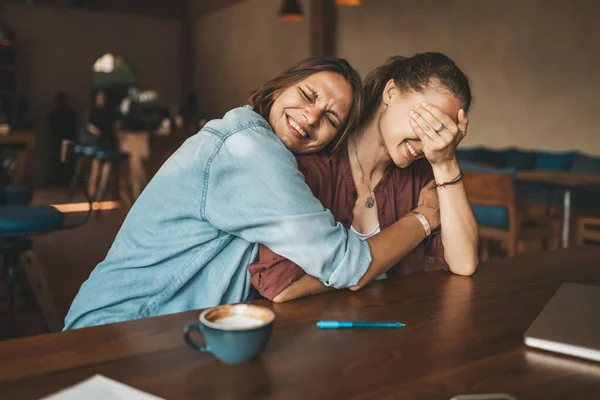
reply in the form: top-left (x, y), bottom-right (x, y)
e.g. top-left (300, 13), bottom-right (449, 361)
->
top-left (248, 56), bottom-right (362, 150)
top-left (361, 52), bottom-right (472, 126)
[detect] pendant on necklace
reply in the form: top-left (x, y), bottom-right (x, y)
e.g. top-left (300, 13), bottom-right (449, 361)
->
top-left (365, 193), bottom-right (376, 208)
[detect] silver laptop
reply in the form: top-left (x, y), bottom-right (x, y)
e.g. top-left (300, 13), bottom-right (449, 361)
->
top-left (524, 282), bottom-right (600, 362)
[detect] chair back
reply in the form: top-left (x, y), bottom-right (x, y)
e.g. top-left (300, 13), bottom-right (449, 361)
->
top-left (577, 217), bottom-right (600, 245)
top-left (461, 164), bottom-right (519, 232)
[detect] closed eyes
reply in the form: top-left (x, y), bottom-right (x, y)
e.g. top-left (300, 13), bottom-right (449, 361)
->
top-left (298, 86), bottom-right (338, 128)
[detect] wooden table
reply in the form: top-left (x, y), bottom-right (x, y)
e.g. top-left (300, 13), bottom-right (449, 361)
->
top-left (1, 247), bottom-right (600, 399)
top-left (517, 170), bottom-right (600, 248)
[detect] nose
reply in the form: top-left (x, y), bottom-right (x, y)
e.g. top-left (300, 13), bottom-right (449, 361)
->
top-left (303, 105), bottom-right (321, 127)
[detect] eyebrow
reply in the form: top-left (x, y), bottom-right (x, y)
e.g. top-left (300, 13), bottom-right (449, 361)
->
top-left (306, 84), bottom-right (342, 125)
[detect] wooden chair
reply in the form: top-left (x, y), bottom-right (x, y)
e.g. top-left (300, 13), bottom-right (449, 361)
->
top-left (576, 217), bottom-right (600, 245)
top-left (461, 165), bottom-right (559, 261)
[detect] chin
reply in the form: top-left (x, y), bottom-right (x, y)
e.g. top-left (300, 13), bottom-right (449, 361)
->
top-left (283, 140), bottom-right (301, 153)
top-left (392, 153), bottom-right (413, 168)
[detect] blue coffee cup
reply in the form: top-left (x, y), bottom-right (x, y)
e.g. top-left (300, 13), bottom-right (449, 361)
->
top-left (183, 304), bottom-right (275, 364)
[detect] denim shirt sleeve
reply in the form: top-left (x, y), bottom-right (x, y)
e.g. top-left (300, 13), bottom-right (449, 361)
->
top-left (203, 124), bottom-right (372, 288)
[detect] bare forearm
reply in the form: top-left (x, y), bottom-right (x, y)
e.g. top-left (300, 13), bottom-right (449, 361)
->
top-left (272, 275), bottom-right (332, 303)
top-left (433, 161), bottom-right (478, 275)
top-left (350, 212), bottom-right (428, 290)
top-left (274, 212), bottom-right (428, 298)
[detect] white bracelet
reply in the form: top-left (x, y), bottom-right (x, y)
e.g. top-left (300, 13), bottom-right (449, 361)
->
top-left (410, 210), bottom-right (431, 237)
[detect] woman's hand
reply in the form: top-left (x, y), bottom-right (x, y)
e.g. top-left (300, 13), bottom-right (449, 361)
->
top-left (415, 180), bottom-right (440, 230)
top-left (408, 103), bottom-right (469, 166)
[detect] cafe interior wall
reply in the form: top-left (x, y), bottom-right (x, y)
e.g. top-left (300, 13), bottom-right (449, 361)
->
top-left (337, 0), bottom-right (600, 156)
top-left (193, 0), bottom-right (600, 157)
top-left (4, 3), bottom-right (182, 185)
top-left (192, 0), bottom-right (311, 119)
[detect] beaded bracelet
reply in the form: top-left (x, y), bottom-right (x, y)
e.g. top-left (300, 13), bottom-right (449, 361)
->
top-left (435, 171), bottom-right (464, 188)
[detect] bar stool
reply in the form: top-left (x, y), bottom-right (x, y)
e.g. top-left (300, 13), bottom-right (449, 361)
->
top-left (67, 145), bottom-right (97, 201)
top-left (4, 186), bottom-right (33, 205)
top-left (94, 149), bottom-right (132, 208)
top-left (0, 141), bottom-right (92, 338)
top-left (0, 206), bottom-right (65, 337)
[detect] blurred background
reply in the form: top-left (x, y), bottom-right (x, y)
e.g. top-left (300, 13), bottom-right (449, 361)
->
top-left (1, 0), bottom-right (599, 340)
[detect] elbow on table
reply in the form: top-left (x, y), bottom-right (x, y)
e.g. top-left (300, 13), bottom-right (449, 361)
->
top-left (253, 282), bottom-right (281, 303)
top-left (449, 258), bottom-right (478, 277)
top-left (271, 292), bottom-right (287, 303)
top-left (348, 283), bottom-right (364, 292)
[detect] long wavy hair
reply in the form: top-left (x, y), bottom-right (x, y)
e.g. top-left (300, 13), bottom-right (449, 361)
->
top-left (248, 56), bottom-right (363, 151)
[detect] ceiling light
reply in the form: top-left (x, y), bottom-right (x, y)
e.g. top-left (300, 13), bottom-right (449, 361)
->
top-left (280, 0), bottom-right (303, 22)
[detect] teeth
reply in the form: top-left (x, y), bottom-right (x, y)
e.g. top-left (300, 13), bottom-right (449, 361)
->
top-left (406, 141), bottom-right (418, 157)
top-left (288, 117), bottom-right (308, 138)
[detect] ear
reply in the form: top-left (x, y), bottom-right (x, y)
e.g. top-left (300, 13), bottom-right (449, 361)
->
top-left (381, 79), bottom-right (398, 106)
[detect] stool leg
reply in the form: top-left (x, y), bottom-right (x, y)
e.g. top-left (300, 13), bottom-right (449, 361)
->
top-left (95, 161), bottom-right (113, 203)
top-left (88, 158), bottom-right (101, 199)
top-left (3, 249), bottom-right (18, 338)
top-left (20, 250), bottom-right (63, 332)
top-left (94, 161), bottom-right (113, 217)
top-left (67, 156), bottom-right (85, 201)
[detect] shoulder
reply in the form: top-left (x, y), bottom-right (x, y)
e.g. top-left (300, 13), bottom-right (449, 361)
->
top-left (296, 152), bottom-right (332, 176)
top-left (295, 150), bottom-right (338, 197)
top-left (202, 106), bottom-right (293, 162)
top-left (197, 107), bottom-right (299, 177)
top-left (202, 106), bottom-right (272, 142)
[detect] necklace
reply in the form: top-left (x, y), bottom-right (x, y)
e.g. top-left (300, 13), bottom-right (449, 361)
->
top-left (352, 135), bottom-right (376, 208)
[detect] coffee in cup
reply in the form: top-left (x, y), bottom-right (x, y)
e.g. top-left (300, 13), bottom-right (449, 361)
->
top-left (183, 304), bottom-right (275, 364)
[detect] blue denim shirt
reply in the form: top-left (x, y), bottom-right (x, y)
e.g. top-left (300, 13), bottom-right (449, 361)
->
top-left (64, 106), bottom-right (372, 329)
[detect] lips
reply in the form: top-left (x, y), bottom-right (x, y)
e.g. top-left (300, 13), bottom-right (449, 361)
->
top-left (404, 140), bottom-right (421, 160)
top-left (286, 115), bottom-right (309, 140)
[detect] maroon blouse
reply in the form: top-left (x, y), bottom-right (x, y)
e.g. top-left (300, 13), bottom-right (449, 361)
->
top-left (249, 144), bottom-right (448, 300)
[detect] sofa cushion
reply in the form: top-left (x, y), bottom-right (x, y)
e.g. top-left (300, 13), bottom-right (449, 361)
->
top-left (505, 149), bottom-right (537, 170)
top-left (535, 151), bottom-right (574, 171)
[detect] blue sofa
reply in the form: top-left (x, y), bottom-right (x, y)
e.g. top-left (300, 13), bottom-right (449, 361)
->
top-left (456, 147), bottom-right (600, 216)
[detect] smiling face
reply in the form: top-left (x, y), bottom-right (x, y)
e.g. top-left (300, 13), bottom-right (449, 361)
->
top-left (378, 80), bottom-right (463, 168)
top-left (268, 71), bottom-right (353, 154)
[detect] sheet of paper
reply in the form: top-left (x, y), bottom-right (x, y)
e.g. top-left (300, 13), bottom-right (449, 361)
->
top-left (41, 374), bottom-right (165, 400)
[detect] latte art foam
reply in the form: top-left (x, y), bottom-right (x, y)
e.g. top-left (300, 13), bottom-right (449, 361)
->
top-left (213, 315), bottom-right (264, 329)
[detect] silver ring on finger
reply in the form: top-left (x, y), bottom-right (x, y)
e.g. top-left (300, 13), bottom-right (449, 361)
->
top-left (434, 124), bottom-right (445, 134)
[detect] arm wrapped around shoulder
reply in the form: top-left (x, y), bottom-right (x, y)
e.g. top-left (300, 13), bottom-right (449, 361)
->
top-left (204, 124), bottom-right (372, 289)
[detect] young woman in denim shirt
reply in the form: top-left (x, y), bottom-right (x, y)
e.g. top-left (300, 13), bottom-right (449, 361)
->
top-left (64, 57), bottom-right (441, 329)
top-left (250, 53), bottom-right (479, 302)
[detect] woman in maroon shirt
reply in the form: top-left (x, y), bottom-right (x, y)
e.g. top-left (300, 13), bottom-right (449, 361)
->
top-left (250, 53), bottom-right (478, 301)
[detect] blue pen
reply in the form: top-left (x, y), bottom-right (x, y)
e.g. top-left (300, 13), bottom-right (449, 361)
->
top-left (316, 321), bottom-right (405, 329)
